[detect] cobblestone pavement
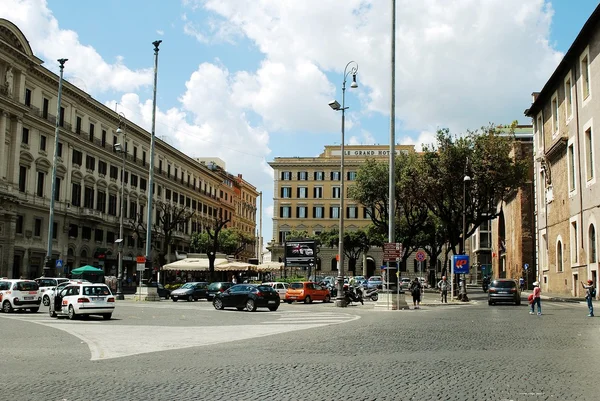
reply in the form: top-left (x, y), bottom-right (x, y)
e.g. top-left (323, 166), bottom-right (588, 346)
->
top-left (1, 292), bottom-right (599, 401)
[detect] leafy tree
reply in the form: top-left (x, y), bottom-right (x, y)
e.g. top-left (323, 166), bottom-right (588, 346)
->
top-left (219, 228), bottom-right (255, 258)
top-left (318, 226), bottom-right (382, 274)
top-left (189, 214), bottom-right (230, 280)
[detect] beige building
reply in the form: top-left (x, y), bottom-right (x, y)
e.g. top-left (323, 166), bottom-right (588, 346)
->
top-left (268, 144), bottom-right (415, 277)
top-left (0, 19), bottom-right (258, 279)
top-left (525, 5), bottom-right (600, 297)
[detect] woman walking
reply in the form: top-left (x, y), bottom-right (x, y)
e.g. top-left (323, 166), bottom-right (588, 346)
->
top-left (410, 277), bottom-right (423, 309)
top-left (530, 281), bottom-right (542, 316)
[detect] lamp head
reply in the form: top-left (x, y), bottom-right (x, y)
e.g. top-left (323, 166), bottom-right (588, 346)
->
top-left (114, 143), bottom-right (123, 152)
top-left (350, 74), bottom-right (358, 89)
top-left (464, 175), bottom-right (472, 182)
top-left (114, 238), bottom-right (123, 244)
top-left (328, 100), bottom-right (341, 110)
top-left (116, 127), bottom-right (122, 135)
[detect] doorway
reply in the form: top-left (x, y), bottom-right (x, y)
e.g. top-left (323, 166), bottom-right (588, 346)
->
top-left (573, 273), bottom-right (579, 297)
top-left (593, 271), bottom-right (598, 299)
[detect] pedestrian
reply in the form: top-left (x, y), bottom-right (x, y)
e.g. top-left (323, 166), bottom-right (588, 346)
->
top-left (437, 276), bottom-right (449, 303)
top-left (519, 277), bottom-right (525, 291)
top-left (530, 281), bottom-right (542, 315)
top-left (410, 277), bottom-right (422, 309)
top-left (581, 279), bottom-right (595, 317)
top-left (232, 275), bottom-right (237, 284)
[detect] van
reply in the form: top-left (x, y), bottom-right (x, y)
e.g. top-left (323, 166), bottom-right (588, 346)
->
top-left (0, 279), bottom-right (42, 313)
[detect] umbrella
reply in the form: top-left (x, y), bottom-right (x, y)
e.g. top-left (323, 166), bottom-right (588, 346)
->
top-left (71, 265), bottom-right (104, 274)
top-left (216, 261), bottom-right (257, 272)
top-left (256, 262), bottom-right (284, 272)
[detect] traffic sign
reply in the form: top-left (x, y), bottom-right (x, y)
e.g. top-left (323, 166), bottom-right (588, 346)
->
top-left (383, 242), bottom-right (403, 262)
top-left (136, 256), bottom-right (146, 272)
top-left (524, 263), bottom-right (529, 270)
top-left (55, 259), bottom-right (63, 269)
top-left (415, 250), bottom-right (426, 262)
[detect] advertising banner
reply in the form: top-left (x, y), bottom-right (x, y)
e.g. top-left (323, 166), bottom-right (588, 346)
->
top-left (453, 255), bottom-right (470, 274)
top-left (284, 240), bottom-right (316, 266)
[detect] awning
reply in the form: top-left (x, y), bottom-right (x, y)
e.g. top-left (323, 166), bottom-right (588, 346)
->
top-left (216, 261), bottom-right (257, 272)
top-left (256, 262), bottom-right (284, 272)
top-left (161, 258), bottom-right (229, 272)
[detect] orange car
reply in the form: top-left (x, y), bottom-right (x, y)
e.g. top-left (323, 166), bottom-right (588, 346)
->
top-left (285, 282), bottom-right (331, 304)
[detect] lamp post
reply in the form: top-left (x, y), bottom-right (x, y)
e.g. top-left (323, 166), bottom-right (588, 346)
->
top-left (461, 173), bottom-right (471, 301)
top-left (328, 61), bottom-right (359, 307)
top-left (114, 115), bottom-right (127, 300)
top-left (44, 58), bottom-right (67, 277)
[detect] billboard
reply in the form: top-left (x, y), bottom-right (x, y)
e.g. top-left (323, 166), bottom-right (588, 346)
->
top-left (453, 255), bottom-right (470, 275)
top-left (284, 240), bottom-right (317, 266)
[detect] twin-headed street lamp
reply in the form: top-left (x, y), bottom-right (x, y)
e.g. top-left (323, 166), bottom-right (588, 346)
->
top-left (113, 114), bottom-right (127, 300)
top-left (460, 173), bottom-right (471, 301)
top-left (328, 61), bottom-right (359, 307)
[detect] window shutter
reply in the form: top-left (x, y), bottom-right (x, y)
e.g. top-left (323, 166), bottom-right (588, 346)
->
top-left (280, 187), bottom-right (284, 197)
top-left (329, 207), bottom-right (333, 218)
top-left (279, 207), bottom-right (283, 217)
top-left (313, 171), bottom-right (317, 180)
top-left (297, 187), bottom-right (300, 198)
top-left (346, 207), bottom-right (349, 218)
top-left (312, 206), bottom-right (316, 218)
top-left (330, 171), bottom-right (333, 180)
top-left (296, 207), bottom-right (299, 218)
top-left (281, 171), bottom-right (285, 180)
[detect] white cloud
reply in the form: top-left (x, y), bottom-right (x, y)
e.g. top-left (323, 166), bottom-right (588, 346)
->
top-left (399, 130), bottom-right (438, 152)
top-left (156, 30), bottom-right (164, 36)
top-left (348, 129), bottom-right (377, 146)
top-left (0, 0), bottom-right (152, 93)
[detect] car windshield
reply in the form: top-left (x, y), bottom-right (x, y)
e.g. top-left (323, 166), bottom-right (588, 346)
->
top-left (290, 282), bottom-right (304, 289)
top-left (180, 283), bottom-right (195, 289)
top-left (36, 279), bottom-right (56, 287)
top-left (256, 285), bottom-right (275, 293)
top-left (83, 286), bottom-right (111, 296)
top-left (492, 280), bottom-right (516, 288)
top-left (15, 281), bottom-right (39, 291)
top-left (369, 277), bottom-right (381, 281)
top-left (208, 283), bottom-right (220, 290)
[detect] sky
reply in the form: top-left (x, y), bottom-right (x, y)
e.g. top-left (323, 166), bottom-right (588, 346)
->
top-left (1, 0), bottom-right (598, 250)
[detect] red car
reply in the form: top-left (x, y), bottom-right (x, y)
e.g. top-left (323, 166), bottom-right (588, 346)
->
top-left (285, 282), bottom-right (330, 304)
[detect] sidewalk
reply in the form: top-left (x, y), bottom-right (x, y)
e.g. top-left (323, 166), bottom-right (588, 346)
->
top-left (521, 290), bottom-right (584, 304)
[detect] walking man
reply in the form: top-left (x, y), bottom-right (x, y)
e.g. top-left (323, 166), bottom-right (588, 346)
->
top-left (519, 277), bottom-right (525, 291)
top-left (438, 276), bottom-right (449, 303)
top-left (581, 279), bottom-right (595, 317)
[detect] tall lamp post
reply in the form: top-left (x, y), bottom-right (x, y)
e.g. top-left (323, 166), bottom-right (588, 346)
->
top-left (328, 61), bottom-right (359, 307)
top-left (114, 114), bottom-right (127, 300)
top-left (44, 58), bottom-right (67, 277)
top-left (461, 173), bottom-right (471, 301)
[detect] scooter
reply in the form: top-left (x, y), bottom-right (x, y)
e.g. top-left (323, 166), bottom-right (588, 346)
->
top-left (482, 282), bottom-right (489, 293)
top-left (358, 285), bottom-right (379, 301)
top-left (344, 286), bottom-right (364, 305)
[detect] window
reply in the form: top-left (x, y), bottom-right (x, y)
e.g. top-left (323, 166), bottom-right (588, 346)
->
top-left (72, 149), bottom-right (82, 166)
top-left (59, 107), bottom-right (65, 127)
top-left (34, 218), bottom-right (42, 237)
top-left (107, 231), bottom-right (115, 244)
top-left (565, 74), bottom-right (573, 121)
top-left (330, 206), bottom-right (340, 218)
top-left (347, 206), bottom-right (358, 218)
top-left (108, 194), bottom-right (117, 216)
top-left (18, 166), bottom-right (26, 192)
top-left (110, 165), bottom-right (118, 180)
top-left (142, 151), bottom-right (146, 166)
top-left (40, 135), bottom-right (46, 151)
top-left (582, 52), bottom-right (591, 99)
top-left (95, 229), bottom-right (104, 243)
top-left (347, 171), bottom-right (357, 180)
top-left (123, 172), bottom-right (128, 184)
top-left (57, 142), bottom-right (62, 158)
top-left (556, 240), bottom-right (563, 272)
top-left (133, 147), bottom-right (137, 161)
top-left (85, 155), bottom-right (95, 171)
top-left (84, 186), bottom-right (94, 208)
top-left (71, 183), bottom-right (81, 206)
top-left (76, 116), bottom-right (82, 134)
top-left (313, 206), bottom-right (324, 218)
top-left (551, 93), bottom-right (558, 135)
top-left (96, 191), bottom-right (106, 213)
top-left (173, 191), bottom-right (178, 202)
top-left (89, 123), bottom-right (95, 142)
top-left (68, 224), bottom-right (78, 238)
top-left (159, 160), bottom-right (163, 173)
top-left (55, 177), bottom-right (61, 201)
top-left (314, 171), bottom-right (324, 181)
top-left (331, 171), bottom-right (340, 181)
top-left (24, 88), bottom-right (31, 106)
top-left (332, 187), bottom-right (341, 199)
top-left (585, 126), bottom-right (594, 181)
top-left (280, 206), bottom-right (291, 218)
top-left (298, 171), bottom-right (308, 180)
top-left (16, 215), bottom-right (23, 234)
top-left (22, 127), bottom-right (29, 144)
top-left (98, 160), bottom-right (107, 176)
top-left (42, 98), bottom-right (49, 119)
top-left (179, 194), bottom-right (184, 205)
top-left (568, 143), bottom-right (576, 192)
top-left (165, 189), bottom-right (171, 201)
top-left (297, 187), bottom-right (308, 198)
top-left (570, 219), bottom-right (579, 264)
top-left (129, 201), bottom-right (137, 219)
top-left (82, 226), bottom-right (92, 240)
top-left (36, 171), bottom-right (44, 197)
top-left (52, 222), bottom-right (57, 240)
top-left (314, 187), bottom-right (323, 199)
top-left (590, 225), bottom-right (597, 263)
top-left (140, 178), bottom-right (147, 191)
top-left (281, 187), bottom-right (292, 198)
top-left (187, 174), bottom-right (190, 186)
top-left (167, 164), bottom-right (171, 178)
top-left (174, 168), bottom-right (178, 180)
top-left (281, 171), bottom-right (292, 180)
top-left (131, 174), bottom-right (138, 188)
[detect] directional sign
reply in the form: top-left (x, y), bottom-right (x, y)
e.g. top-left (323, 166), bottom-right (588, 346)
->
top-left (415, 250), bottom-right (426, 262)
top-left (383, 242), bottom-right (403, 262)
top-left (55, 259), bottom-right (63, 269)
top-left (524, 263), bottom-right (529, 270)
top-left (136, 256), bottom-right (146, 272)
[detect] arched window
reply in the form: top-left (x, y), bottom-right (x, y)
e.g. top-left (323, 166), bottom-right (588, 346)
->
top-left (557, 240), bottom-right (563, 272)
top-left (590, 224), bottom-right (597, 263)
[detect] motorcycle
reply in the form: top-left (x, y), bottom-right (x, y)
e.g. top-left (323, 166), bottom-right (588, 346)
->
top-left (482, 282), bottom-right (489, 293)
top-left (358, 285), bottom-right (379, 301)
top-left (344, 286), bottom-right (364, 305)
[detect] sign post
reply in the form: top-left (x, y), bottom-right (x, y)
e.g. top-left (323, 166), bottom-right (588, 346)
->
top-left (136, 256), bottom-right (146, 299)
top-left (383, 242), bottom-right (403, 310)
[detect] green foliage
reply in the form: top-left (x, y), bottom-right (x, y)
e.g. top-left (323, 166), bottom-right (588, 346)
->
top-left (164, 283), bottom-right (183, 291)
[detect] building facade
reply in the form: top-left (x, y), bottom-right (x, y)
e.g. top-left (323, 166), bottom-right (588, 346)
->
top-left (0, 19), bottom-right (258, 279)
top-left (268, 144), bottom-right (416, 277)
top-left (525, 5), bottom-right (600, 297)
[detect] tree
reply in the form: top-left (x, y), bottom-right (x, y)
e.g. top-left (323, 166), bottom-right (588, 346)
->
top-left (129, 201), bottom-right (195, 268)
top-left (189, 214), bottom-right (231, 280)
top-left (219, 228), bottom-right (255, 258)
top-left (318, 226), bottom-right (382, 274)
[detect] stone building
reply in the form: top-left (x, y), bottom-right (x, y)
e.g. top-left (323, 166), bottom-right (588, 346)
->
top-left (525, 4), bottom-right (600, 297)
top-left (0, 18), bottom-right (258, 279)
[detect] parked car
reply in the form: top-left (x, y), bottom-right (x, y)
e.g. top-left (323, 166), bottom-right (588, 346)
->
top-left (170, 282), bottom-right (209, 302)
top-left (206, 282), bottom-right (234, 300)
top-left (285, 282), bottom-right (331, 304)
top-left (49, 282), bottom-right (115, 320)
top-left (264, 282), bottom-right (290, 300)
top-left (488, 279), bottom-right (521, 305)
top-left (400, 278), bottom-right (412, 289)
top-left (213, 284), bottom-right (280, 312)
top-left (367, 276), bottom-right (383, 290)
top-left (35, 277), bottom-right (70, 306)
top-left (417, 277), bottom-right (429, 288)
top-left (148, 282), bottom-right (170, 299)
top-left (0, 279), bottom-right (41, 313)
top-left (43, 279), bottom-right (90, 305)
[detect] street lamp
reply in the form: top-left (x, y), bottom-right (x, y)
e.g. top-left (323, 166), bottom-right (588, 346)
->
top-left (328, 60), bottom-right (359, 307)
top-left (460, 174), bottom-right (471, 301)
top-left (114, 117), bottom-right (127, 300)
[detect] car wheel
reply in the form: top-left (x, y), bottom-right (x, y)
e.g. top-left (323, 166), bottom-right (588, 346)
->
top-left (187, 295), bottom-right (194, 302)
top-left (246, 299), bottom-right (257, 312)
top-left (43, 296), bottom-right (50, 306)
top-left (2, 300), bottom-right (13, 313)
top-left (488, 300), bottom-right (493, 306)
top-left (68, 305), bottom-right (77, 320)
top-left (30, 308), bottom-right (39, 313)
top-left (49, 307), bottom-right (56, 318)
top-left (172, 298), bottom-right (177, 302)
top-left (213, 298), bottom-right (224, 310)
top-left (324, 295), bottom-right (331, 303)
top-left (268, 306), bottom-right (279, 312)
top-left (285, 300), bottom-right (292, 304)
top-left (236, 306), bottom-right (245, 311)
top-left (103, 314), bottom-right (112, 320)
top-left (304, 296), bottom-right (312, 304)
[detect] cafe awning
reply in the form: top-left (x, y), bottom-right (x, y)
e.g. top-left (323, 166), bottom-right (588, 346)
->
top-left (161, 258), bottom-right (229, 272)
top-left (256, 262), bottom-right (284, 272)
top-left (216, 261), bottom-right (257, 272)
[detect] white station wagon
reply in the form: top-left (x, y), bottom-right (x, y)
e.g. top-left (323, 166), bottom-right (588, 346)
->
top-left (49, 282), bottom-right (115, 320)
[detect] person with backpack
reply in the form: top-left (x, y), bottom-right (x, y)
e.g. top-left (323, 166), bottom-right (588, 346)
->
top-left (437, 276), bottom-right (449, 303)
top-left (581, 279), bottom-right (595, 317)
top-left (410, 277), bottom-right (423, 309)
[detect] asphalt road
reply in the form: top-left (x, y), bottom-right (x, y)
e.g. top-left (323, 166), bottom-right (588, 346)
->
top-left (1, 292), bottom-right (599, 401)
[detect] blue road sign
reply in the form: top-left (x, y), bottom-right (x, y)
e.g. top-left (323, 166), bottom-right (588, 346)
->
top-left (56, 259), bottom-right (63, 269)
top-left (453, 255), bottom-right (470, 274)
top-left (524, 263), bottom-right (529, 270)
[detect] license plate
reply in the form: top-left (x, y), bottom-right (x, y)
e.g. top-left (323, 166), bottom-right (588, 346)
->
top-left (289, 296), bottom-right (297, 299)
top-left (91, 297), bottom-right (103, 302)
top-left (268, 300), bottom-right (276, 304)
top-left (499, 291), bottom-right (508, 294)
top-left (24, 296), bottom-right (33, 300)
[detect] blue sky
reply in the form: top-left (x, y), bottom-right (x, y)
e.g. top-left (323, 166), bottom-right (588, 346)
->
top-left (1, 0), bottom-right (598, 250)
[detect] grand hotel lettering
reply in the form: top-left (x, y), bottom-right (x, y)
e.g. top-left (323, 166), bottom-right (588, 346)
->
top-left (335, 150), bottom-right (408, 156)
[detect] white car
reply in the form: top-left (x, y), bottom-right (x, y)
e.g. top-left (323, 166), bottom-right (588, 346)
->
top-left (265, 282), bottom-right (290, 300)
top-left (0, 279), bottom-right (42, 313)
top-left (43, 279), bottom-right (89, 305)
top-left (35, 277), bottom-right (70, 306)
top-left (49, 282), bottom-right (115, 320)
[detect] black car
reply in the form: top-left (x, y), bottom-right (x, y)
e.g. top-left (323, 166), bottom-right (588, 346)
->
top-left (488, 279), bottom-right (521, 305)
top-left (206, 282), bottom-right (234, 300)
top-left (170, 282), bottom-right (209, 302)
top-left (149, 282), bottom-right (170, 299)
top-left (212, 284), bottom-right (280, 312)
